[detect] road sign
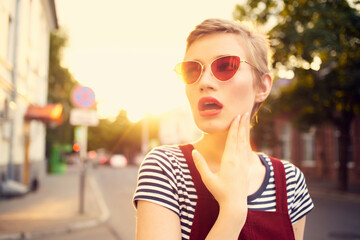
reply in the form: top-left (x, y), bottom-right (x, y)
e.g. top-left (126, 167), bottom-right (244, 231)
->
top-left (71, 86), bottom-right (96, 108)
top-left (70, 108), bottom-right (99, 126)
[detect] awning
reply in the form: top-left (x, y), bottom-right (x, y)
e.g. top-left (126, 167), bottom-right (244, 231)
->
top-left (24, 104), bottom-right (63, 125)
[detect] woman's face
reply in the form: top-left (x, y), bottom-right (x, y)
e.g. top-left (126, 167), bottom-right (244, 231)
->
top-left (185, 33), bottom-right (261, 134)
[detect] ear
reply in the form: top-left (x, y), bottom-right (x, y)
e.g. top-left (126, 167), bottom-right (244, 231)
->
top-left (255, 73), bottom-right (272, 103)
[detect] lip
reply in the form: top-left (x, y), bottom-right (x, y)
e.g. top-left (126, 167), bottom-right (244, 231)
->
top-left (198, 96), bottom-right (223, 117)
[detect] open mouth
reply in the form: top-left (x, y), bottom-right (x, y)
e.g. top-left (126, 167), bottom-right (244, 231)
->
top-left (198, 96), bottom-right (223, 117)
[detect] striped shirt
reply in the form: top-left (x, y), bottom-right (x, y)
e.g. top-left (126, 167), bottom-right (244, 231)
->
top-left (133, 145), bottom-right (314, 240)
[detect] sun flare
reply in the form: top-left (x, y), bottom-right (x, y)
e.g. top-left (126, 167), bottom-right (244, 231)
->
top-left (56, 0), bottom-right (241, 121)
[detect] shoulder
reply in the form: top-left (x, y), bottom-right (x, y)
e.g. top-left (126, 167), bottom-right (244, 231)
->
top-left (138, 145), bottom-right (191, 185)
top-left (262, 154), bottom-right (304, 185)
top-left (278, 159), bottom-right (314, 223)
top-left (141, 145), bottom-right (187, 171)
top-left (147, 145), bottom-right (185, 159)
top-left (280, 160), bottom-right (305, 190)
top-left (134, 145), bottom-right (187, 213)
top-left (257, 154), bottom-right (314, 223)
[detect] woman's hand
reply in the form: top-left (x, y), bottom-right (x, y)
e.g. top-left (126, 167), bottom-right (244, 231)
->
top-left (192, 113), bottom-right (252, 220)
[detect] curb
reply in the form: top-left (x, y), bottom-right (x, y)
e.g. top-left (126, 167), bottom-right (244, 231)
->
top-left (0, 174), bottom-right (110, 240)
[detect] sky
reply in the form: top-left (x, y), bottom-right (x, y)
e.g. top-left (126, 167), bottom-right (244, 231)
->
top-left (55, 0), bottom-right (243, 122)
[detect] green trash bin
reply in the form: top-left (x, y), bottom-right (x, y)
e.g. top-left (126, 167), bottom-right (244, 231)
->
top-left (49, 144), bottom-right (72, 174)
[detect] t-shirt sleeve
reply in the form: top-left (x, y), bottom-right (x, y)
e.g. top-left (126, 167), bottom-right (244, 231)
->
top-left (133, 147), bottom-right (180, 216)
top-left (284, 162), bottom-right (314, 224)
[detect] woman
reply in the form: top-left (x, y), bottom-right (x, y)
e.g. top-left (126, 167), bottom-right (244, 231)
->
top-left (133, 18), bottom-right (314, 240)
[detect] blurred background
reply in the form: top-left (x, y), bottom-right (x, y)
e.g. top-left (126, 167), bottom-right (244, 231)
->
top-left (0, 0), bottom-right (359, 239)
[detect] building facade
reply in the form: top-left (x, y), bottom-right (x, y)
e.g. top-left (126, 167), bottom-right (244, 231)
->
top-left (0, 0), bottom-right (57, 190)
top-left (270, 115), bottom-right (360, 185)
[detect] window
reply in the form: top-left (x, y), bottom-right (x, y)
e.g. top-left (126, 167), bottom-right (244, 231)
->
top-left (302, 127), bottom-right (316, 167)
top-left (280, 123), bottom-right (292, 161)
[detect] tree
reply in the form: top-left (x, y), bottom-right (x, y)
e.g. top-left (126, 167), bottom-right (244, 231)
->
top-left (87, 110), bottom-right (135, 153)
top-left (87, 110), bottom-right (160, 164)
top-left (46, 30), bottom-right (78, 154)
top-left (234, 0), bottom-right (360, 190)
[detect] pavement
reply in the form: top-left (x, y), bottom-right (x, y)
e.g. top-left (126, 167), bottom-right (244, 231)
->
top-left (0, 165), bottom-right (359, 240)
top-left (0, 166), bottom-right (109, 240)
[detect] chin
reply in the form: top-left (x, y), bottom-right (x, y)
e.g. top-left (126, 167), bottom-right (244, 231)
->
top-left (194, 119), bottom-right (230, 134)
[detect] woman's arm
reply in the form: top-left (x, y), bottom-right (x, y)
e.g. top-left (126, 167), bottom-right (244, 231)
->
top-left (136, 200), bottom-right (182, 240)
top-left (192, 113), bottom-right (251, 239)
top-left (292, 216), bottom-right (306, 240)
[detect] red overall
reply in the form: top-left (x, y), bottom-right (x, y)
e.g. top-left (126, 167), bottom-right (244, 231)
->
top-left (180, 144), bottom-right (295, 240)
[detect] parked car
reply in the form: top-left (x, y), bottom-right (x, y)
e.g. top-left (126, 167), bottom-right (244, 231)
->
top-left (109, 154), bottom-right (128, 168)
top-left (90, 148), bottom-right (111, 167)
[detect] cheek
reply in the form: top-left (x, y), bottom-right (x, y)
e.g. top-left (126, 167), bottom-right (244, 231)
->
top-left (227, 82), bottom-right (256, 112)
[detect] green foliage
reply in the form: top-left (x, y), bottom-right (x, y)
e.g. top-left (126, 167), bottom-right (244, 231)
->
top-left (234, 0), bottom-right (360, 190)
top-left (234, 0), bottom-right (360, 130)
top-left (46, 30), bottom-right (78, 150)
top-left (87, 110), bottom-right (138, 153)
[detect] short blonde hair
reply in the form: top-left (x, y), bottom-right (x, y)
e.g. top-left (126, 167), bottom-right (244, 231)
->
top-left (186, 18), bottom-right (272, 118)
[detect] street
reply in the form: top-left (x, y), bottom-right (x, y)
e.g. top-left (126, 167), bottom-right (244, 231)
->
top-left (41, 166), bottom-right (138, 240)
top-left (43, 165), bottom-right (360, 240)
top-left (305, 195), bottom-right (360, 240)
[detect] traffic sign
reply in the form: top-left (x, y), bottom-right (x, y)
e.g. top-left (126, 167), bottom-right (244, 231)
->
top-left (70, 108), bottom-right (99, 126)
top-left (71, 86), bottom-right (96, 108)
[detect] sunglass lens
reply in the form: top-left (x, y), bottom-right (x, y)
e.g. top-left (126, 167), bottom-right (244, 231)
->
top-left (175, 61), bottom-right (202, 84)
top-left (212, 56), bottom-right (240, 81)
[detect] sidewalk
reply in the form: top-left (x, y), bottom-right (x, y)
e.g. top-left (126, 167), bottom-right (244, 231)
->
top-left (0, 166), bottom-right (109, 240)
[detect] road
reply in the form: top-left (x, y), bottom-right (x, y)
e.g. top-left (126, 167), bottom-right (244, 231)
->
top-left (305, 194), bottom-right (360, 240)
top-left (46, 165), bottom-right (360, 240)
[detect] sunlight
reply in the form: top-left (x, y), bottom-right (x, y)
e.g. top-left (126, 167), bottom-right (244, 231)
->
top-left (310, 56), bottom-right (322, 71)
top-left (67, 47), bottom-right (187, 122)
top-left (56, 0), bottom-right (242, 120)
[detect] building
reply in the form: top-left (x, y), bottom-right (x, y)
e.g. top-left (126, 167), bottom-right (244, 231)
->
top-left (270, 115), bottom-right (360, 185)
top-left (0, 0), bottom-right (58, 192)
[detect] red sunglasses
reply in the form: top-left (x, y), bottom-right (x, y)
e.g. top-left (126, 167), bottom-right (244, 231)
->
top-left (174, 55), bottom-right (254, 85)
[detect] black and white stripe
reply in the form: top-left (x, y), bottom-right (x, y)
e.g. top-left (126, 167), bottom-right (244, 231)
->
top-left (133, 145), bottom-right (314, 240)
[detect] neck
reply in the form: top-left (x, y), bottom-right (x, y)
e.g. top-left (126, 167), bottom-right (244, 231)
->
top-left (192, 130), bottom-right (259, 167)
top-left (193, 130), bottom-right (229, 164)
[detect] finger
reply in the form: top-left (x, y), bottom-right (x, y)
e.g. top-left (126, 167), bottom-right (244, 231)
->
top-left (224, 114), bottom-right (241, 153)
top-left (192, 150), bottom-right (214, 183)
top-left (245, 113), bottom-right (251, 143)
top-left (237, 112), bottom-right (250, 150)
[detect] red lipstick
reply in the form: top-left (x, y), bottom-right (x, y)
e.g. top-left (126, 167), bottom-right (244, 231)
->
top-left (198, 96), bottom-right (223, 117)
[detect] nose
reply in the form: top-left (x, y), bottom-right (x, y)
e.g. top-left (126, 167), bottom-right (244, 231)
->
top-left (198, 68), bottom-right (217, 92)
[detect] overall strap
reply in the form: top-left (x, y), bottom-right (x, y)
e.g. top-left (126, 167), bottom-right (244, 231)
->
top-left (270, 157), bottom-right (289, 214)
top-left (179, 144), bottom-right (213, 197)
